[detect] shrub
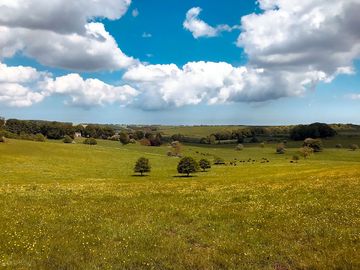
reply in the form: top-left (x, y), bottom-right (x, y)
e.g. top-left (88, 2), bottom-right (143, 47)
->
top-left (260, 142), bottom-right (265, 148)
top-left (276, 143), bottom-right (286, 154)
top-left (63, 135), bottom-right (73, 144)
top-left (84, 138), bottom-right (97, 145)
top-left (34, 133), bottom-right (46, 142)
top-left (350, 144), bottom-right (359, 151)
top-left (335, 144), bottom-right (343, 149)
top-left (134, 157), bottom-right (151, 176)
top-left (303, 138), bottom-right (323, 152)
top-left (235, 144), bottom-right (244, 151)
top-left (299, 146), bottom-right (314, 159)
top-left (199, 159), bottom-right (211, 172)
top-left (139, 138), bottom-right (151, 146)
top-left (177, 157), bottom-right (199, 177)
top-left (213, 156), bottom-right (225, 165)
top-left (0, 136), bottom-right (5, 143)
top-left (119, 132), bottom-right (130, 145)
top-left (168, 141), bottom-right (182, 157)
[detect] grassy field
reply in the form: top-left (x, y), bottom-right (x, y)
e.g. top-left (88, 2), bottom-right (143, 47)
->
top-left (0, 138), bottom-right (359, 269)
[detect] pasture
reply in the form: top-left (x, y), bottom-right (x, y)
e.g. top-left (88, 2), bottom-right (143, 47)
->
top-left (0, 138), bottom-right (359, 269)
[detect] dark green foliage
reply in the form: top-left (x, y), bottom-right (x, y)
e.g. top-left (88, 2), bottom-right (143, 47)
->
top-left (134, 157), bottom-right (151, 176)
top-left (350, 144), bottom-right (359, 151)
top-left (119, 132), bottom-right (130, 145)
top-left (134, 130), bottom-right (145, 140)
top-left (213, 156), bottom-right (225, 165)
top-left (144, 133), bottom-right (163, 146)
top-left (276, 143), bottom-right (286, 154)
top-left (303, 138), bottom-right (323, 152)
top-left (84, 125), bottom-right (115, 139)
top-left (177, 157), bottom-right (199, 176)
top-left (63, 135), bottom-right (73, 144)
top-left (34, 133), bottom-right (46, 142)
top-left (83, 138), bottom-right (97, 145)
top-left (199, 159), bottom-right (211, 171)
top-left (290, 123), bottom-right (336, 141)
top-left (250, 136), bottom-right (259, 143)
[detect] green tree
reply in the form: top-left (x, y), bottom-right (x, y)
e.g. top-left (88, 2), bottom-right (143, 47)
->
top-left (34, 133), bottom-right (46, 142)
top-left (199, 159), bottom-right (211, 172)
top-left (134, 157), bottom-right (151, 176)
top-left (119, 132), bottom-right (130, 145)
top-left (177, 157), bottom-right (199, 177)
top-left (84, 138), bottom-right (97, 145)
top-left (63, 135), bottom-right (73, 144)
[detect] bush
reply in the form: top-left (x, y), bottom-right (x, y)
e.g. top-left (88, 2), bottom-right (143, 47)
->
top-left (139, 138), bottom-right (151, 146)
top-left (299, 146), bottom-right (314, 159)
top-left (260, 142), bottom-right (265, 148)
top-left (199, 159), bottom-right (211, 172)
top-left (292, 155), bottom-right (300, 162)
top-left (213, 156), bottom-right (225, 165)
top-left (276, 143), bottom-right (286, 154)
top-left (350, 144), bottom-right (359, 151)
top-left (335, 144), bottom-right (343, 149)
top-left (34, 133), bottom-right (46, 142)
top-left (303, 138), bottom-right (322, 152)
top-left (0, 136), bottom-right (5, 143)
top-left (134, 157), bottom-right (151, 176)
top-left (63, 135), bottom-right (73, 144)
top-left (119, 132), bottom-right (130, 145)
top-left (83, 138), bottom-right (97, 145)
top-left (235, 144), bottom-right (244, 151)
top-left (177, 157), bottom-right (199, 177)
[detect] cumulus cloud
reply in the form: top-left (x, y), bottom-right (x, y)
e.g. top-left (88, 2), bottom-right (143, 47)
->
top-left (238, 0), bottom-right (360, 77)
top-left (123, 61), bottom-right (317, 110)
top-left (0, 62), bottom-right (48, 107)
top-left (41, 74), bottom-right (138, 107)
top-left (0, 62), bottom-right (138, 108)
top-left (0, 0), bottom-right (136, 71)
top-left (183, 7), bottom-right (237, 38)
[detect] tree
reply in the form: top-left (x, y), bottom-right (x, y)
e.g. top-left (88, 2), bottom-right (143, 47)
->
top-left (290, 123), bottom-right (336, 141)
top-left (350, 144), bottom-right (359, 151)
top-left (34, 133), bottom-right (46, 142)
top-left (303, 138), bottom-right (323, 152)
top-left (299, 146), bottom-right (314, 159)
top-left (276, 143), bottom-right (286, 154)
top-left (63, 135), bottom-right (73, 144)
top-left (134, 157), bottom-right (151, 176)
top-left (235, 144), bottom-right (244, 151)
top-left (199, 159), bottom-right (211, 172)
top-left (119, 132), bottom-right (130, 145)
top-left (134, 130), bottom-right (145, 140)
top-left (177, 157), bottom-right (199, 177)
top-left (84, 138), bottom-right (97, 145)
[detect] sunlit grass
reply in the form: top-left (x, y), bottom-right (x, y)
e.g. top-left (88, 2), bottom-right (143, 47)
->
top-left (0, 139), bottom-right (359, 269)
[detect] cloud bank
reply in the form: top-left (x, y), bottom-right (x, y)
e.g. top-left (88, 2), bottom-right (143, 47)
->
top-left (0, 0), bottom-right (136, 71)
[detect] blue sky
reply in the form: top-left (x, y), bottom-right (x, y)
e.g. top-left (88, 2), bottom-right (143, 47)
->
top-left (1, 0), bottom-right (360, 124)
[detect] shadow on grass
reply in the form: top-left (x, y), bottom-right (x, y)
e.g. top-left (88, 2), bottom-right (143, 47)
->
top-left (131, 174), bottom-right (149, 177)
top-left (173, 175), bottom-right (198, 178)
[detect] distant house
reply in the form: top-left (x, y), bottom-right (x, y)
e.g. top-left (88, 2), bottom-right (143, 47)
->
top-left (74, 132), bottom-right (82, 138)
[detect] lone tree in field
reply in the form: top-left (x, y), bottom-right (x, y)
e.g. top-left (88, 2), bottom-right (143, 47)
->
top-left (63, 135), bottom-right (73, 144)
top-left (134, 157), bottom-right (151, 176)
top-left (199, 158), bottom-right (211, 172)
top-left (119, 132), bottom-right (130, 145)
top-left (177, 157), bottom-right (199, 177)
top-left (350, 144), bottom-right (359, 151)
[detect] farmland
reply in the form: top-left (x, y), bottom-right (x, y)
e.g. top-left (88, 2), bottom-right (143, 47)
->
top-left (0, 137), bottom-right (359, 269)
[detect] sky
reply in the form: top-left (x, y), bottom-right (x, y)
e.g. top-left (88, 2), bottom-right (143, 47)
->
top-left (0, 0), bottom-right (360, 125)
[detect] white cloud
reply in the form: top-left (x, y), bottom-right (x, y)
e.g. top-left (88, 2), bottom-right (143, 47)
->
top-left (348, 93), bottom-right (360, 100)
top-left (42, 73), bottom-right (139, 107)
top-left (0, 62), bottom-right (138, 108)
top-left (238, 0), bottom-right (360, 77)
top-left (0, 0), bottom-right (136, 71)
top-left (183, 7), bottom-right (237, 38)
top-left (132, 8), bottom-right (139, 17)
top-left (0, 62), bottom-right (47, 107)
top-left (123, 61), bottom-right (320, 110)
top-left (142, 32), bottom-right (152, 38)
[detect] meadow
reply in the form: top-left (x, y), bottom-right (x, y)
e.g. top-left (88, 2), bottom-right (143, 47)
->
top-left (0, 138), bottom-right (359, 269)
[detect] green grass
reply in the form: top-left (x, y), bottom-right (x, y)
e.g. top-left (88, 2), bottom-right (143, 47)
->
top-left (0, 139), bottom-right (359, 269)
